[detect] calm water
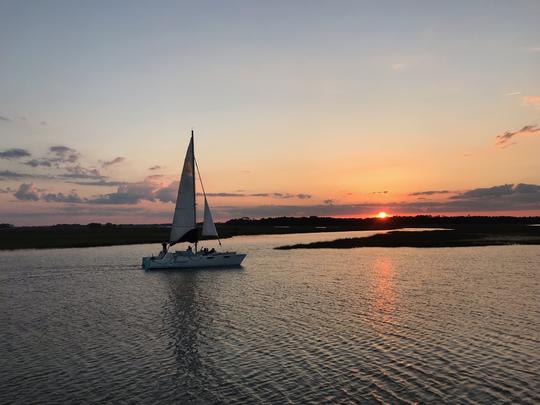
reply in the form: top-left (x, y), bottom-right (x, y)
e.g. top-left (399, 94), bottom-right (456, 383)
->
top-left (1, 231), bottom-right (539, 404)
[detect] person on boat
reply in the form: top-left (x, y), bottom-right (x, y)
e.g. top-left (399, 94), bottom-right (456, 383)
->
top-left (159, 242), bottom-right (168, 258)
top-left (186, 245), bottom-right (193, 255)
top-left (209, 248), bottom-right (216, 254)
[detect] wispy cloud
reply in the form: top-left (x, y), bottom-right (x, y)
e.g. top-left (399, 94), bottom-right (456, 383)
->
top-left (496, 124), bottom-right (540, 148)
top-left (70, 180), bottom-right (126, 187)
top-left (248, 192), bottom-right (312, 199)
top-left (59, 165), bottom-right (104, 180)
top-left (214, 183), bottom-right (540, 218)
top-left (0, 170), bottom-right (43, 180)
top-left (149, 165), bottom-right (161, 171)
top-left (0, 115), bottom-right (11, 122)
top-left (23, 159), bottom-right (52, 168)
top-left (101, 157), bottom-right (125, 168)
top-left (0, 148), bottom-right (31, 159)
top-left (409, 190), bottom-right (452, 196)
top-left (7, 182), bottom-right (540, 222)
top-left (49, 145), bottom-right (80, 163)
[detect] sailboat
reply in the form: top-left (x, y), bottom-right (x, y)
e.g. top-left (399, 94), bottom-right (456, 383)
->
top-left (142, 131), bottom-right (247, 270)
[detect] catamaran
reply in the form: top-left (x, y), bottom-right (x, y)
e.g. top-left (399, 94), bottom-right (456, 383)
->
top-left (142, 131), bottom-right (246, 270)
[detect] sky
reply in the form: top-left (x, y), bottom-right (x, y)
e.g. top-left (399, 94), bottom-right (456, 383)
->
top-left (1, 0), bottom-right (539, 225)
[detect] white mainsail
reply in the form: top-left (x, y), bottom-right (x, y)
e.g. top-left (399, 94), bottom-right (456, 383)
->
top-left (169, 134), bottom-right (197, 244)
top-left (202, 197), bottom-right (219, 237)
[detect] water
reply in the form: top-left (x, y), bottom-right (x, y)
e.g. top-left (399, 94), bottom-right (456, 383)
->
top-left (1, 231), bottom-right (539, 404)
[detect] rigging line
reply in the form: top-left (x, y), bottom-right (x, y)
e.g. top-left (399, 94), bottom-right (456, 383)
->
top-left (194, 157), bottom-right (222, 246)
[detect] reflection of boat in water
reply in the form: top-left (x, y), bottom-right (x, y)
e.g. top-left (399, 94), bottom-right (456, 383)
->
top-left (142, 131), bottom-right (246, 270)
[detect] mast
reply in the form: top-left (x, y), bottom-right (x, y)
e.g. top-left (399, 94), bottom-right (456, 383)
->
top-left (192, 129), bottom-right (197, 253)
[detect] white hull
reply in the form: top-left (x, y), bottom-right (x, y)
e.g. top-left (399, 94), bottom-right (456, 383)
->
top-left (142, 251), bottom-right (246, 270)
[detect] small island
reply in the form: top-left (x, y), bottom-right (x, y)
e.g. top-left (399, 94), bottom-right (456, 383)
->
top-left (276, 223), bottom-right (540, 250)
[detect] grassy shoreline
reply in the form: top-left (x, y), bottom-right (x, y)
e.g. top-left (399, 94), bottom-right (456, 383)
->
top-left (276, 224), bottom-right (540, 250)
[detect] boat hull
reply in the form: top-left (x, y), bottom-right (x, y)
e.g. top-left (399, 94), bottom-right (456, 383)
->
top-left (142, 252), bottom-right (246, 270)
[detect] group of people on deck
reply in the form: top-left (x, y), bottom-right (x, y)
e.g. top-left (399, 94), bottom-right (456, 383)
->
top-left (187, 246), bottom-right (216, 256)
top-left (158, 242), bottom-right (216, 258)
top-left (187, 246), bottom-right (216, 255)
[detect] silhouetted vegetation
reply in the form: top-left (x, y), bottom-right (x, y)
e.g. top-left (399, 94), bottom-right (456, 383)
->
top-left (1, 216), bottom-right (539, 250)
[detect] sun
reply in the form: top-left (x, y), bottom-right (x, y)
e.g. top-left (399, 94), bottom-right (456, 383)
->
top-left (377, 211), bottom-right (388, 219)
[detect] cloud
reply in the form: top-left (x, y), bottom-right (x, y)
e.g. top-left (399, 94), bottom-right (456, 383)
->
top-left (89, 178), bottom-right (162, 204)
top-left (496, 124), bottom-right (540, 148)
top-left (42, 192), bottom-right (84, 203)
top-left (507, 91), bottom-right (521, 96)
top-left (409, 190), bottom-right (452, 196)
top-left (101, 157), bottom-right (125, 168)
top-left (14, 183), bottom-right (40, 201)
top-left (49, 145), bottom-right (79, 163)
top-left (371, 191), bottom-right (388, 195)
top-left (149, 165), bottom-right (161, 171)
top-left (323, 199), bottom-right (334, 205)
top-left (155, 182), bottom-right (178, 203)
top-left (524, 96), bottom-right (540, 111)
top-left (450, 184), bottom-right (514, 199)
top-left (0, 116), bottom-right (11, 122)
top-left (0, 148), bottom-right (31, 159)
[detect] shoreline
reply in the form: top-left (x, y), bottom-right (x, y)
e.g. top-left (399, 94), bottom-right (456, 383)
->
top-left (1, 217), bottom-right (539, 251)
top-left (276, 226), bottom-right (540, 250)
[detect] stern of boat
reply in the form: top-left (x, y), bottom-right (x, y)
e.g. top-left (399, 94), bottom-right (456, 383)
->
top-left (142, 256), bottom-right (152, 270)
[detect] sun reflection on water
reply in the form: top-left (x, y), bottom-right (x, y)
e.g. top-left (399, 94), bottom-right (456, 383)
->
top-left (370, 256), bottom-right (397, 335)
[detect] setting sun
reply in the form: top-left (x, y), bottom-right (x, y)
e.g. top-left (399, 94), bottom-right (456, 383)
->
top-left (377, 211), bottom-right (389, 219)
